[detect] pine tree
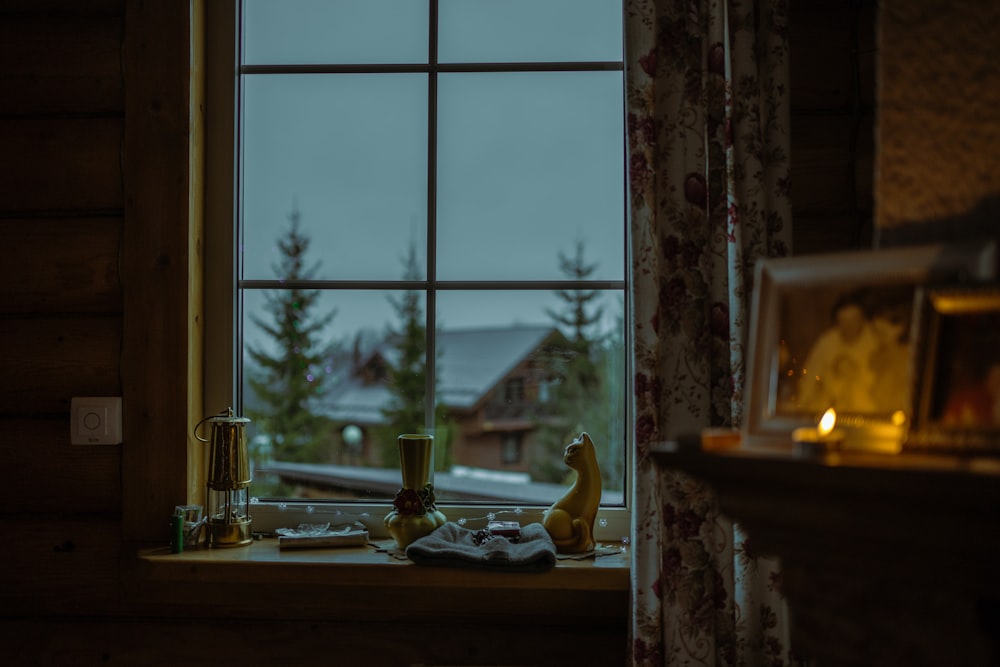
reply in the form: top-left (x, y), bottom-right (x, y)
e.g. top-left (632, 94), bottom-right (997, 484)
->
top-left (546, 240), bottom-right (604, 390)
top-left (245, 205), bottom-right (338, 481)
top-left (532, 241), bottom-right (610, 483)
top-left (376, 241), bottom-right (453, 471)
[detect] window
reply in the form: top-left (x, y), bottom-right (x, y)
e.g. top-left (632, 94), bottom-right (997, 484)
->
top-left (501, 433), bottom-right (524, 465)
top-left (207, 0), bottom-right (629, 539)
top-left (504, 378), bottom-right (525, 406)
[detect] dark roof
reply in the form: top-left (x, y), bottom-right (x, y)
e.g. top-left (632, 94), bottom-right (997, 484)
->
top-left (325, 325), bottom-right (561, 423)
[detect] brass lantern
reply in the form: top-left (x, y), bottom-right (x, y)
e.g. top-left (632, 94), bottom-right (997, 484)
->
top-left (196, 408), bottom-right (253, 547)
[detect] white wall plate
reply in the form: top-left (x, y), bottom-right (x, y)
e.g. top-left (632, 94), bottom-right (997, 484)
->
top-left (71, 396), bottom-right (123, 445)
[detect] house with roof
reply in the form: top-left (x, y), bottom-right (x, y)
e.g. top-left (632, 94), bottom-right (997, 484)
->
top-left (323, 324), bottom-right (573, 474)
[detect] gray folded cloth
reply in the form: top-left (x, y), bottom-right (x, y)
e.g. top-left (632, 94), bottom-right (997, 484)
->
top-left (404, 521), bottom-right (557, 572)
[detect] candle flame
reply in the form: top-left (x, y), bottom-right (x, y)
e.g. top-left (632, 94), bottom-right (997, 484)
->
top-left (818, 408), bottom-right (837, 436)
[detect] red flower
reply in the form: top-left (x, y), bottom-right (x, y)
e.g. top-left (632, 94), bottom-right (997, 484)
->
top-left (662, 234), bottom-right (680, 261)
top-left (677, 508), bottom-right (703, 540)
top-left (684, 172), bottom-right (707, 209)
top-left (662, 502), bottom-right (677, 527)
top-left (660, 276), bottom-right (689, 316)
top-left (639, 47), bottom-right (657, 77)
top-left (777, 175), bottom-right (791, 196)
top-left (635, 373), bottom-right (663, 407)
top-left (711, 568), bottom-right (728, 610)
top-left (708, 42), bottom-right (726, 75)
top-left (680, 239), bottom-right (701, 269)
top-left (710, 301), bottom-right (729, 339)
top-left (635, 414), bottom-right (656, 446)
top-left (661, 545), bottom-right (682, 572)
top-left (629, 152), bottom-right (650, 195)
top-left (769, 570), bottom-right (784, 594)
top-left (393, 488), bottom-right (423, 515)
top-left (632, 637), bottom-right (663, 664)
top-left (628, 112), bottom-right (656, 144)
top-left (635, 372), bottom-right (649, 397)
top-left (726, 203), bottom-right (741, 242)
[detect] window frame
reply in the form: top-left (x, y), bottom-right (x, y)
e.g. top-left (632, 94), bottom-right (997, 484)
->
top-left (203, 0), bottom-right (632, 542)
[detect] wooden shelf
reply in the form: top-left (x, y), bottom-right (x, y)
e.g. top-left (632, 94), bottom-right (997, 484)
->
top-left (650, 440), bottom-right (1000, 665)
top-left (127, 537), bottom-right (630, 626)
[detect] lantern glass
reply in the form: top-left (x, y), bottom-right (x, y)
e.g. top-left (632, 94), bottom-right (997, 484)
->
top-left (206, 486), bottom-right (252, 547)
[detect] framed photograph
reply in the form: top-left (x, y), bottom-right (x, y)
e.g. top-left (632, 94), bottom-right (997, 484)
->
top-left (743, 242), bottom-right (997, 450)
top-left (906, 286), bottom-right (1000, 453)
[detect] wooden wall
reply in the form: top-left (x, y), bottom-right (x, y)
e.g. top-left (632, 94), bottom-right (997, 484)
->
top-left (0, 1), bottom-right (872, 665)
top-left (0, 0), bottom-right (126, 528)
top-left (0, 1), bottom-right (127, 657)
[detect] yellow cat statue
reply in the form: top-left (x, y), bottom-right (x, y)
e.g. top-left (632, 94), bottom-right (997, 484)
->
top-left (542, 432), bottom-right (601, 554)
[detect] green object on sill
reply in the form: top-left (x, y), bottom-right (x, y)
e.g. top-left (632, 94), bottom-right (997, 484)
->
top-left (170, 514), bottom-right (184, 554)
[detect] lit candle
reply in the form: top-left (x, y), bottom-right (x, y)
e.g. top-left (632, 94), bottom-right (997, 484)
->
top-left (792, 408), bottom-right (844, 455)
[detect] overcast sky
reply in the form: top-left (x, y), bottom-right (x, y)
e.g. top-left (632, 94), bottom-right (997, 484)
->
top-left (239, 0), bottom-right (625, 351)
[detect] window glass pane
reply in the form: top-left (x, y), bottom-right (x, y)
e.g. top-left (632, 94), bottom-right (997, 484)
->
top-left (243, 288), bottom-right (428, 497)
top-left (242, 287), bottom-right (626, 505)
top-left (236, 2), bottom-right (629, 510)
top-left (436, 71), bottom-right (624, 281)
top-left (243, 0), bottom-right (428, 65)
top-left (436, 290), bottom-right (627, 504)
top-left (241, 74), bottom-right (427, 281)
top-left (438, 0), bottom-right (622, 63)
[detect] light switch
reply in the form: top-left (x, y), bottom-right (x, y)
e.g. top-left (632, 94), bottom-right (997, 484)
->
top-left (71, 397), bottom-right (123, 445)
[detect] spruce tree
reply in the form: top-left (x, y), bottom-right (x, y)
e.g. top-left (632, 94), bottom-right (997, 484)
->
top-left (546, 240), bottom-right (603, 389)
top-left (377, 241), bottom-right (453, 472)
top-left (533, 241), bottom-right (610, 483)
top-left (245, 206), bottom-right (338, 480)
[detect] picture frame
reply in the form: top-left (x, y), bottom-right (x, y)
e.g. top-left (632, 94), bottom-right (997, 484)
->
top-left (743, 242), bottom-right (997, 450)
top-left (906, 286), bottom-right (1000, 454)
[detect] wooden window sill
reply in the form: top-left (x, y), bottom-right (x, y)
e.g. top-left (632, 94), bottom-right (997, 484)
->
top-left (126, 538), bottom-right (630, 623)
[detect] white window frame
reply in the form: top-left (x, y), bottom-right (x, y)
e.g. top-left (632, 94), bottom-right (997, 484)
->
top-left (204, 0), bottom-right (631, 543)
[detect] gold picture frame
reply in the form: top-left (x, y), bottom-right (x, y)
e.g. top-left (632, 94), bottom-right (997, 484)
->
top-left (743, 242), bottom-right (996, 451)
top-left (906, 286), bottom-right (1000, 454)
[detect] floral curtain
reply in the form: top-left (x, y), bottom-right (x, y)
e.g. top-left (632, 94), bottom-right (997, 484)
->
top-left (625, 0), bottom-right (799, 664)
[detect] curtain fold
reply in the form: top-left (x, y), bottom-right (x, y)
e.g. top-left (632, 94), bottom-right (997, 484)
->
top-left (625, 1), bottom-right (798, 664)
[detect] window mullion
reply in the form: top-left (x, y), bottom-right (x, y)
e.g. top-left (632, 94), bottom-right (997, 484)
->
top-left (425, 0), bottom-right (439, 433)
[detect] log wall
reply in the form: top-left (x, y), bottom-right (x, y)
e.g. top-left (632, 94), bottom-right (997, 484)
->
top-left (0, 1), bottom-right (125, 516)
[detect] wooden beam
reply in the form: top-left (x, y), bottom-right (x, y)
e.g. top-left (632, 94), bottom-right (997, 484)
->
top-left (0, 14), bottom-right (124, 115)
top-left (0, 118), bottom-right (123, 213)
top-left (122, 0), bottom-right (202, 540)
top-left (0, 217), bottom-right (122, 315)
top-left (0, 316), bottom-right (121, 414)
top-left (0, 417), bottom-right (120, 513)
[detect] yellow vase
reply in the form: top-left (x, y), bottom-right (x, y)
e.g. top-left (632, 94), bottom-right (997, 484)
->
top-left (384, 434), bottom-right (447, 549)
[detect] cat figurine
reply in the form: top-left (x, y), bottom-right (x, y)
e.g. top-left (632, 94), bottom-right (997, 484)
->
top-left (542, 432), bottom-right (601, 554)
